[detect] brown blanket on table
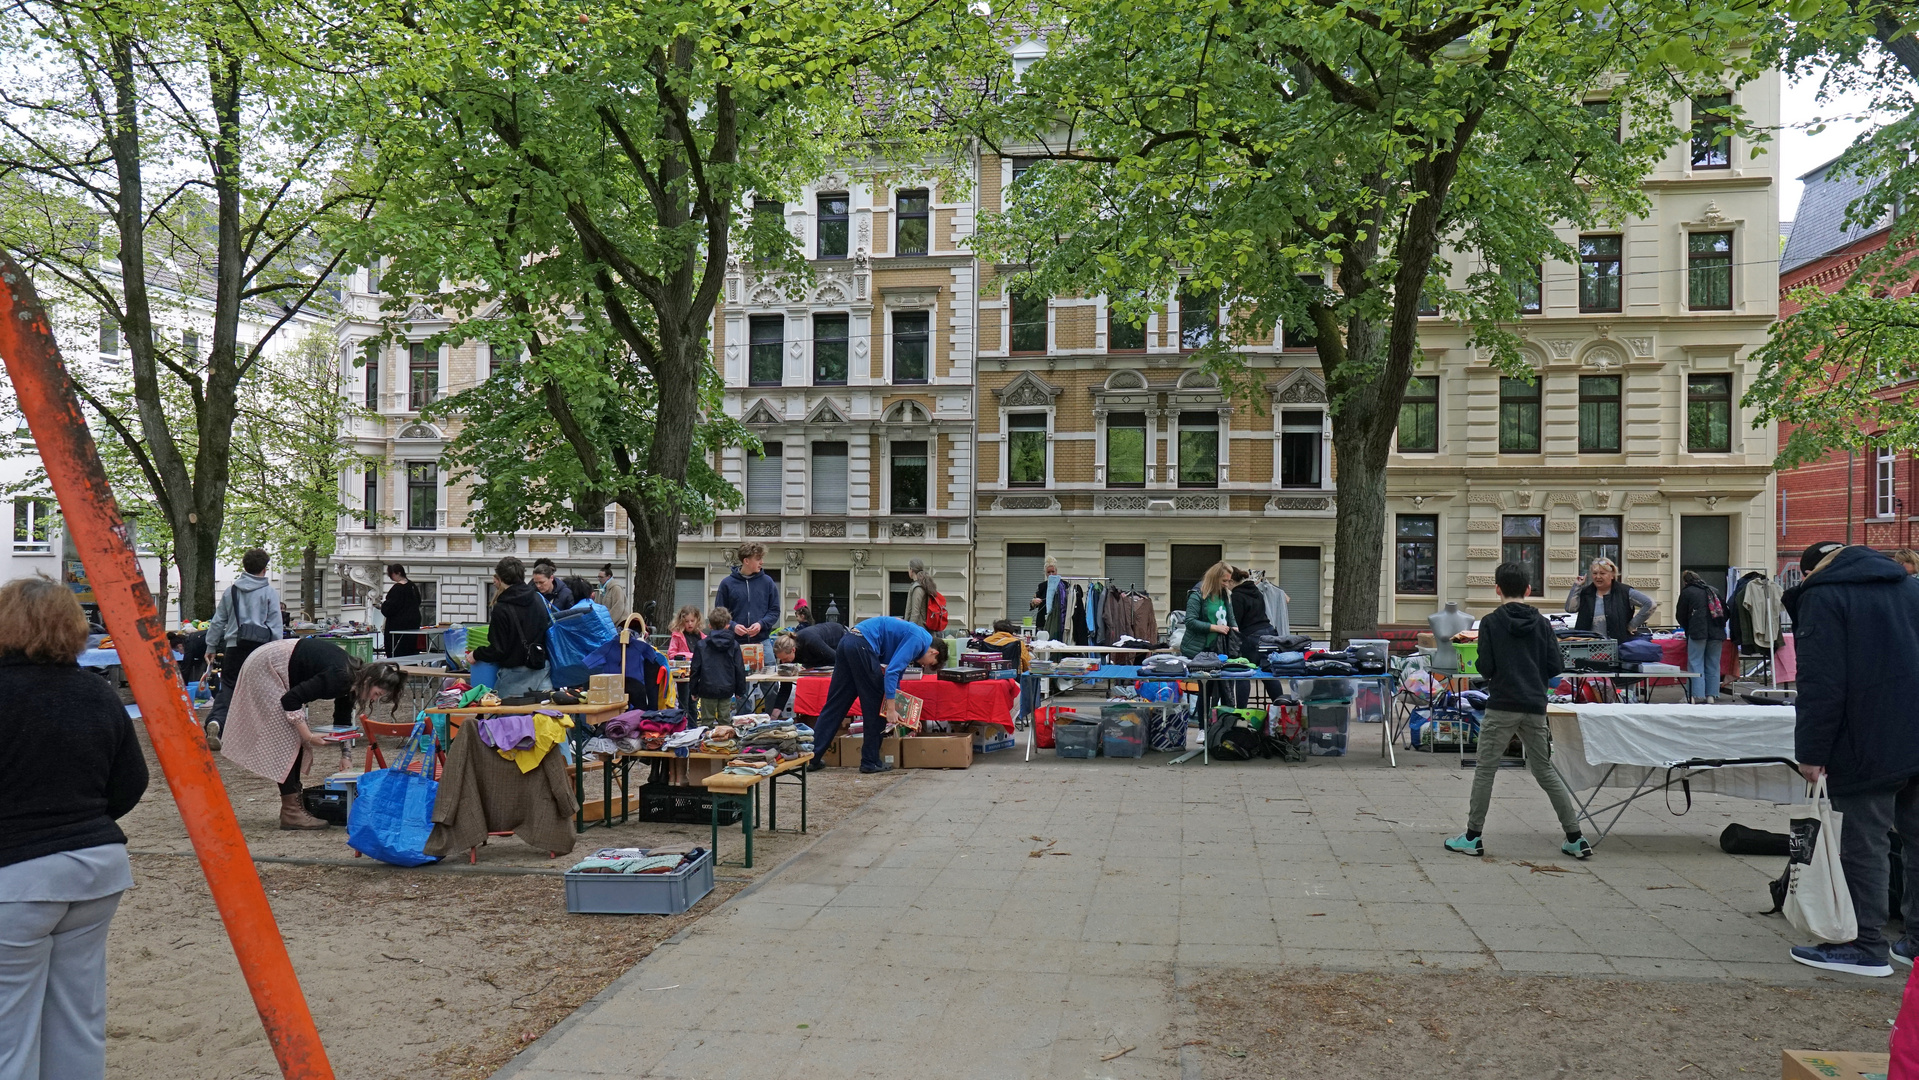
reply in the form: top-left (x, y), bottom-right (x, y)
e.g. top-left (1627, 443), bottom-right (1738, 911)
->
top-left (424, 725), bottom-right (578, 857)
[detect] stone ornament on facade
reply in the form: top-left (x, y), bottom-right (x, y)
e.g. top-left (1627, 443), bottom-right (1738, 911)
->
top-left (397, 422), bottom-right (440, 441)
top-left (742, 400), bottom-right (782, 425)
top-left (785, 548), bottom-right (804, 570)
top-left (994, 495), bottom-right (1059, 512)
top-left (1625, 520), bottom-right (1663, 533)
top-left (1173, 495), bottom-right (1221, 511)
top-left (808, 520), bottom-right (846, 538)
top-left (890, 521), bottom-right (928, 537)
top-left (1625, 336), bottom-right (1654, 358)
top-left (571, 536), bottom-right (605, 555)
top-left (1466, 492), bottom-right (1499, 505)
top-left (806, 399), bottom-right (849, 425)
top-left (996, 371), bottom-right (1061, 408)
top-left (1100, 495), bottom-right (1149, 512)
top-left (1465, 547), bottom-right (1499, 558)
top-left (1549, 548), bottom-right (1576, 559)
top-left (882, 287), bottom-right (938, 311)
top-left (1465, 519), bottom-right (1498, 531)
top-left (745, 520), bottom-right (781, 537)
top-left (1582, 342), bottom-right (1626, 369)
top-left (849, 549), bottom-right (868, 570)
top-left (1545, 339), bottom-right (1579, 360)
top-left (404, 534), bottom-right (434, 552)
top-left (1626, 548), bottom-right (1668, 561)
top-left (482, 535), bottom-right (515, 553)
top-left (1271, 369), bottom-right (1328, 404)
top-left (679, 520), bottom-right (705, 537)
top-left (1548, 519), bottom-right (1577, 532)
top-left (1267, 496), bottom-right (1332, 512)
top-left (1465, 574), bottom-right (1497, 587)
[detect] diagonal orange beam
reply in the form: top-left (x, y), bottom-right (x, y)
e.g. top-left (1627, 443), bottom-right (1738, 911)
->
top-left (0, 248), bottom-right (335, 1079)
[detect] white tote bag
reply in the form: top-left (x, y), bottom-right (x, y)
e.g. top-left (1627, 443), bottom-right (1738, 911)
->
top-left (1782, 777), bottom-right (1858, 944)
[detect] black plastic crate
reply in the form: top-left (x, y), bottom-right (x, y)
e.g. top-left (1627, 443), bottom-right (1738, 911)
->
top-left (637, 784), bottom-right (742, 826)
top-left (1560, 638), bottom-right (1618, 671)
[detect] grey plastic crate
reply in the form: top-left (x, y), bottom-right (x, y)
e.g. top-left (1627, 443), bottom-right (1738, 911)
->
top-left (1055, 721), bottom-right (1100, 759)
top-left (564, 849), bottom-right (715, 915)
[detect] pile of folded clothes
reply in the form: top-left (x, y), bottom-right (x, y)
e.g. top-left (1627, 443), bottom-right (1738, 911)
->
top-left (723, 758), bottom-right (777, 777)
top-left (569, 843), bottom-right (706, 874)
top-left (700, 725), bottom-right (739, 755)
top-left (739, 716), bottom-right (810, 758)
top-left (662, 726), bottom-right (708, 752)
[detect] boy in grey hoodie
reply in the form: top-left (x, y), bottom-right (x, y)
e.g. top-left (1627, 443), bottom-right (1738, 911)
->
top-left (1444, 561), bottom-right (1591, 860)
top-left (202, 547), bottom-right (283, 748)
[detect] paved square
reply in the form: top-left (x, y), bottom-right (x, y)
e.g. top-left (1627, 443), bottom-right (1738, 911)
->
top-left (498, 724), bottom-right (1827, 1079)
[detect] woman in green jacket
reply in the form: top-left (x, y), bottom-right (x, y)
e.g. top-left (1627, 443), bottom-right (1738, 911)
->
top-left (1181, 561), bottom-right (1237, 657)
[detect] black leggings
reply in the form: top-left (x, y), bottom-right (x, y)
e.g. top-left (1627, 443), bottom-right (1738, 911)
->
top-left (278, 747), bottom-right (305, 795)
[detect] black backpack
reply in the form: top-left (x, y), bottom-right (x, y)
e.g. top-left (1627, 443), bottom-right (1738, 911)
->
top-left (1212, 725), bottom-right (1264, 761)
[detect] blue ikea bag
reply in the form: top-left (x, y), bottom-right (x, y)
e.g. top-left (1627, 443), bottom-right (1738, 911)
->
top-left (346, 717), bottom-right (441, 866)
top-left (547, 600), bottom-right (616, 688)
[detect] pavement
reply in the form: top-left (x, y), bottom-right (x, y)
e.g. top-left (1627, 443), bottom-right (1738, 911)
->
top-left (496, 722), bottom-right (1833, 1080)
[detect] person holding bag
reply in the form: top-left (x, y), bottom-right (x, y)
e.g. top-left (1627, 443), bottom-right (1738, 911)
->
top-left (1783, 541), bottom-right (1919, 977)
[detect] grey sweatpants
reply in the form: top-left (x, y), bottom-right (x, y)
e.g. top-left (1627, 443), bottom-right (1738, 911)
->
top-left (1829, 775), bottom-right (1919, 959)
top-left (1465, 708), bottom-right (1583, 836)
top-left (0, 892), bottom-right (123, 1080)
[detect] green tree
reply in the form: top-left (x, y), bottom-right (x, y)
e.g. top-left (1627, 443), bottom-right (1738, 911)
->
top-left (973, 0), bottom-right (1768, 641)
top-left (336, 0), bottom-right (996, 614)
top-left (0, 0), bottom-right (370, 618)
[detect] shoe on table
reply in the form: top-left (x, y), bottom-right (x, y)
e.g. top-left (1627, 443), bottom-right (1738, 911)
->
top-left (1443, 833), bottom-right (1483, 857)
top-left (859, 762), bottom-right (895, 774)
top-left (1892, 938), bottom-right (1919, 968)
top-left (1789, 941), bottom-right (1893, 977)
top-left (1562, 837), bottom-right (1594, 860)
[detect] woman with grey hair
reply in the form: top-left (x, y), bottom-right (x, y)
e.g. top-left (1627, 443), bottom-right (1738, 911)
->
top-left (904, 557), bottom-right (940, 628)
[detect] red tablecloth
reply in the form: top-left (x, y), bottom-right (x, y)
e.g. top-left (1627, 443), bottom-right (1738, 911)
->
top-left (1655, 636), bottom-right (1739, 678)
top-left (791, 674), bottom-right (1020, 732)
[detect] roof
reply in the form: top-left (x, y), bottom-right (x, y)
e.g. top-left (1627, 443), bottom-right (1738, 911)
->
top-left (1781, 153), bottom-right (1894, 274)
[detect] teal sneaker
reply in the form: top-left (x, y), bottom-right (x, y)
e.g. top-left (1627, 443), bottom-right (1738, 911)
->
top-left (1561, 837), bottom-right (1594, 860)
top-left (1444, 833), bottom-right (1483, 857)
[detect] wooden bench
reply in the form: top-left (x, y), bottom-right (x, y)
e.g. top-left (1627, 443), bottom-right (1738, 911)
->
top-left (699, 756), bottom-right (811, 868)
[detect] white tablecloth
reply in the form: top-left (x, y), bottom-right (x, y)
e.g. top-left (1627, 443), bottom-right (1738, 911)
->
top-left (1548, 703), bottom-right (1800, 804)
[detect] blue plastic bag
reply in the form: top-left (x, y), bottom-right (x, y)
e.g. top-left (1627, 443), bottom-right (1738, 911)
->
top-left (547, 600), bottom-right (616, 688)
top-left (346, 718), bottom-right (441, 867)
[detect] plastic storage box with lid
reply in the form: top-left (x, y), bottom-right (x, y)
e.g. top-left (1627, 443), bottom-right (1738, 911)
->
top-left (1099, 705), bottom-right (1147, 758)
top-left (1054, 720), bottom-right (1101, 759)
top-left (564, 848), bottom-right (715, 914)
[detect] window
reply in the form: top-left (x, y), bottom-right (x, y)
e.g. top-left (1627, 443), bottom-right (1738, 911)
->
top-left (408, 343), bottom-right (437, 411)
top-left (892, 311), bottom-right (929, 382)
top-left (749, 315), bottom-right (783, 386)
top-left (181, 330), bottom-right (198, 360)
top-left (1395, 516), bottom-right (1438, 595)
top-left (1514, 264), bottom-right (1542, 315)
top-left (817, 193), bottom-right (849, 259)
top-left (896, 189), bottom-right (929, 256)
top-left (1177, 411), bottom-right (1218, 487)
top-left (1171, 544), bottom-right (1223, 607)
top-left (1006, 542), bottom-right (1046, 621)
top-left (1416, 285), bottom-right (1441, 317)
top-left (754, 197), bottom-right (784, 219)
top-left (1879, 447), bottom-right (1898, 518)
top-left (746, 443), bottom-right (782, 514)
top-left (1578, 235), bottom-right (1622, 313)
top-left (574, 498), bottom-right (605, 531)
top-left (1008, 413), bottom-right (1048, 487)
top-left (810, 441), bottom-right (848, 514)
top-left (1279, 410), bottom-right (1322, 487)
top-left (365, 349), bottom-right (380, 409)
top-left (1106, 411), bottom-right (1147, 487)
top-left (1578, 375), bottom-right (1621, 453)
top-left (1688, 232), bottom-right (1733, 310)
top-left (673, 567), bottom-right (707, 615)
top-left (1284, 276), bottom-right (1321, 349)
top-left (1279, 546), bottom-right (1322, 628)
top-left (1397, 376), bottom-right (1439, 453)
top-left (406, 461), bottom-right (438, 530)
top-left (1502, 516), bottom-right (1545, 596)
top-left (890, 440), bottom-right (928, 513)
top-left (366, 262), bottom-right (381, 294)
top-left (813, 314), bottom-right (848, 385)
top-left (1108, 303), bottom-right (1145, 351)
top-left (1583, 98), bottom-right (1619, 143)
top-left (362, 467), bottom-right (378, 529)
top-left (344, 577), bottom-right (370, 607)
top-left (1691, 94), bottom-right (1731, 169)
top-left (478, 342), bottom-right (494, 381)
top-left (1499, 377), bottom-right (1541, 453)
top-left (99, 319), bottom-right (118, 356)
top-left (1680, 516), bottom-right (1732, 588)
top-left (1578, 516), bottom-right (1622, 575)
top-left (1009, 291), bottom-right (1047, 353)
top-left (1105, 543), bottom-right (1146, 593)
top-left (11, 497), bottom-right (51, 552)
top-left (1178, 285), bottom-right (1217, 350)
top-left (1687, 374), bottom-right (1732, 453)
top-left (888, 570), bottom-right (914, 617)
top-left (1009, 157), bottom-right (1038, 190)
top-left (810, 569), bottom-right (850, 623)
top-left (415, 581), bottom-right (438, 625)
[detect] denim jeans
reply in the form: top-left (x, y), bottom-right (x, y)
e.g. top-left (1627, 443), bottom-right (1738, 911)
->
top-left (1686, 637), bottom-right (1722, 701)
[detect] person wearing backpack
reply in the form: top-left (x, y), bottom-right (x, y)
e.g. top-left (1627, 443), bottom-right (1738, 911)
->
top-left (201, 548), bottom-right (283, 750)
top-left (473, 556), bottom-right (552, 697)
top-left (904, 558), bottom-right (947, 633)
top-left (1675, 570), bottom-right (1728, 704)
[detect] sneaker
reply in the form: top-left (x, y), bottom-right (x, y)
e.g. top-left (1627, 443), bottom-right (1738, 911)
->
top-left (859, 762), bottom-right (896, 774)
top-left (1892, 938), bottom-right (1919, 968)
top-left (805, 759), bottom-right (828, 773)
top-left (1561, 837), bottom-right (1594, 860)
top-left (1789, 942), bottom-right (1894, 977)
top-left (204, 718), bottom-right (222, 752)
top-left (1443, 834), bottom-right (1483, 857)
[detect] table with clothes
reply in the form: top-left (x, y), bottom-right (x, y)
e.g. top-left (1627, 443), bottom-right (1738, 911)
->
top-left (424, 701), bottom-right (627, 839)
top-left (1032, 577), bottom-right (1159, 648)
top-left (788, 672), bottom-right (1021, 733)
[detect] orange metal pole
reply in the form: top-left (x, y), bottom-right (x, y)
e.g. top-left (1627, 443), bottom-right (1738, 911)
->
top-left (0, 250), bottom-right (335, 1079)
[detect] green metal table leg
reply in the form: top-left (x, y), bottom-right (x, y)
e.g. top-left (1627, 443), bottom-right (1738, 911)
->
top-left (742, 791), bottom-right (755, 868)
top-left (800, 762), bottom-right (808, 833)
top-left (769, 770), bottom-right (778, 832)
top-left (710, 790), bottom-right (721, 864)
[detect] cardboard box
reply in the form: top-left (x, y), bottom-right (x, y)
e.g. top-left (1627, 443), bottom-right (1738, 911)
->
top-left (1782, 1051), bottom-right (1891, 1080)
top-left (827, 734), bottom-right (898, 768)
top-left (974, 731), bottom-right (1016, 754)
top-left (901, 734), bottom-right (972, 769)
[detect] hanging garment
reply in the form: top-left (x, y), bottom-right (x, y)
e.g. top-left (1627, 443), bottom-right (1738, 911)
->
top-left (1728, 571), bottom-right (1765, 647)
top-left (1743, 577), bottom-right (1785, 649)
top-left (1070, 585), bottom-right (1091, 646)
top-left (1256, 579), bottom-right (1291, 637)
top-left (1128, 593), bottom-right (1159, 646)
top-left (1085, 583), bottom-right (1102, 642)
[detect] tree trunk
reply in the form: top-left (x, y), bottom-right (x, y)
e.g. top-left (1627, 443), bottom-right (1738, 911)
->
top-left (302, 541), bottom-right (317, 619)
top-left (630, 335), bottom-right (703, 620)
top-left (155, 544), bottom-right (171, 624)
top-left (180, 521), bottom-right (221, 619)
top-left (1328, 416), bottom-right (1390, 648)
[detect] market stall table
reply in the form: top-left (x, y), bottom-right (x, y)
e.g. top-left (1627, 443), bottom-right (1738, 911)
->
top-left (426, 701), bottom-right (630, 832)
top-left (582, 748), bottom-right (810, 847)
top-left (1546, 702), bottom-right (1798, 847)
top-left (789, 672), bottom-right (1019, 734)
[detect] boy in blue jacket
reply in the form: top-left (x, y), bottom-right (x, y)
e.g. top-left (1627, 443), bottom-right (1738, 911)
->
top-left (806, 616), bottom-right (946, 773)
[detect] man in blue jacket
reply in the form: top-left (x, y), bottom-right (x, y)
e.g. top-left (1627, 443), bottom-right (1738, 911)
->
top-left (1785, 541), bottom-right (1919, 978)
top-left (714, 543), bottom-right (781, 644)
top-left (806, 615), bottom-right (946, 773)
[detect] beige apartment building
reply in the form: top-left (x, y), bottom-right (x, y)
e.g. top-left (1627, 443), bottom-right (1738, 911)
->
top-left (335, 70), bottom-right (1780, 636)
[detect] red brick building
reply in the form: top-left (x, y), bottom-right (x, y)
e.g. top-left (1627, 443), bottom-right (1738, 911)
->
top-left (1775, 156), bottom-right (1907, 574)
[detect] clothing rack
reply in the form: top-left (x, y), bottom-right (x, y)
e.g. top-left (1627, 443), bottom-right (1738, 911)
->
top-left (1725, 565), bottom-right (1782, 690)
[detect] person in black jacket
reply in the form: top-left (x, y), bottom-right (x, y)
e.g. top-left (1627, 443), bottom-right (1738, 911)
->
top-left (474, 556), bottom-right (552, 697)
top-left (690, 607), bottom-right (747, 725)
top-left (775, 621), bottom-right (850, 669)
top-left (1228, 567), bottom-right (1276, 707)
top-left (0, 575), bottom-right (149, 1077)
top-left (1445, 562), bottom-right (1589, 861)
top-left (1674, 570), bottom-right (1727, 704)
top-left (380, 563), bottom-right (423, 659)
top-left (1783, 542), bottom-right (1919, 978)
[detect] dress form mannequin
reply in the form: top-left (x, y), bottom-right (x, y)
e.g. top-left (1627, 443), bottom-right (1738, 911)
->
top-left (1429, 602), bottom-right (1474, 672)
